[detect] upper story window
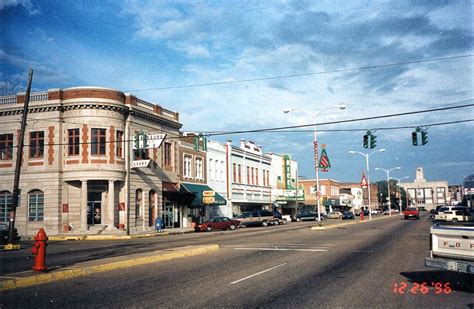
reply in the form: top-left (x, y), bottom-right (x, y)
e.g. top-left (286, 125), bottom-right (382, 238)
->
top-left (0, 133), bottom-right (13, 160)
top-left (195, 157), bottom-right (203, 180)
top-left (247, 166), bottom-right (250, 184)
top-left (91, 128), bottom-right (106, 155)
top-left (29, 131), bottom-right (44, 158)
top-left (0, 191), bottom-right (12, 222)
top-left (233, 163), bottom-right (237, 183)
top-left (164, 142), bottom-right (172, 167)
top-left (209, 159), bottom-right (213, 181)
top-left (221, 161), bottom-right (224, 182)
top-left (214, 160), bottom-right (218, 181)
top-left (68, 129), bottom-right (80, 156)
top-left (256, 168), bottom-right (259, 186)
top-left (238, 164), bottom-right (242, 183)
top-left (28, 190), bottom-right (44, 221)
top-left (116, 130), bottom-right (123, 158)
top-left (184, 155), bottom-right (192, 178)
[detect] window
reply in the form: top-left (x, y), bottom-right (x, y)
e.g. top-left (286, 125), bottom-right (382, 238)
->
top-left (238, 164), bottom-right (242, 183)
top-left (29, 131), bottom-right (44, 158)
top-left (436, 187), bottom-right (446, 204)
top-left (247, 166), bottom-right (250, 184)
top-left (221, 161), bottom-right (224, 181)
top-left (214, 160), bottom-right (218, 181)
top-left (251, 167), bottom-right (255, 185)
top-left (28, 190), bottom-right (44, 221)
top-left (164, 142), bottom-right (172, 167)
top-left (233, 163), bottom-right (237, 182)
top-left (266, 171), bottom-right (270, 187)
top-left (0, 191), bottom-right (12, 222)
top-left (68, 129), bottom-right (80, 156)
top-left (424, 188), bottom-right (433, 204)
top-left (0, 133), bottom-right (13, 160)
top-left (116, 130), bottom-right (123, 158)
top-left (196, 157), bottom-right (203, 180)
top-left (256, 168), bottom-right (259, 186)
top-left (184, 156), bottom-right (192, 178)
top-left (209, 159), bottom-right (213, 181)
top-left (91, 128), bottom-right (106, 155)
top-left (135, 189), bottom-right (142, 218)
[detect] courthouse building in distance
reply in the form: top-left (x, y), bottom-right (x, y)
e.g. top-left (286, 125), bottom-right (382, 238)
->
top-left (0, 87), bottom-right (186, 236)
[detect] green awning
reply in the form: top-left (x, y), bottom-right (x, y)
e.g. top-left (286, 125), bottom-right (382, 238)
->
top-left (180, 183), bottom-right (227, 207)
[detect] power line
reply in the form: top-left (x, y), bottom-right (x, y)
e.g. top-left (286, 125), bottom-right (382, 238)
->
top-left (127, 54), bottom-right (474, 92)
top-left (203, 100), bottom-right (474, 136)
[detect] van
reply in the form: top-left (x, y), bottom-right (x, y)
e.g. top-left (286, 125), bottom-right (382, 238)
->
top-left (234, 210), bottom-right (274, 227)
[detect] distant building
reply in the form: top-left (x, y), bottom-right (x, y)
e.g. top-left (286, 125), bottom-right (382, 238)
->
top-left (399, 167), bottom-right (449, 210)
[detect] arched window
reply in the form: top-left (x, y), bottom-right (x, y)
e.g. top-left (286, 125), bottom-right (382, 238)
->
top-left (28, 190), bottom-right (44, 221)
top-left (135, 189), bottom-right (142, 219)
top-left (0, 191), bottom-right (12, 222)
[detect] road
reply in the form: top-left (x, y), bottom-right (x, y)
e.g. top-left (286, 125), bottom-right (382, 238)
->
top-left (1, 214), bottom-right (473, 308)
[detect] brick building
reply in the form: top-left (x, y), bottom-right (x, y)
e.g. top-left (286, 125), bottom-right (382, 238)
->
top-left (0, 87), bottom-right (183, 236)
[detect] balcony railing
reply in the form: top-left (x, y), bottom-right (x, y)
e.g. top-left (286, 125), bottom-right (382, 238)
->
top-left (0, 91), bottom-right (49, 104)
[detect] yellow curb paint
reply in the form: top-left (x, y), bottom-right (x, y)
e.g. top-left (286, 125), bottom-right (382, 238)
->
top-left (0, 245), bottom-right (219, 291)
top-left (3, 244), bottom-right (22, 250)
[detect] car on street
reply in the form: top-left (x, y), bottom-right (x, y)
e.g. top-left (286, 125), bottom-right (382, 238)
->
top-left (341, 211), bottom-right (355, 220)
top-left (234, 210), bottom-right (274, 227)
top-left (433, 206), bottom-right (468, 221)
top-left (328, 211), bottom-right (343, 219)
top-left (294, 211), bottom-right (318, 221)
top-left (0, 223), bottom-right (20, 244)
top-left (403, 207), bottom-right (420, 220)
top-left (434, 209), bottom-right (474, 223)
top-left (195, 217), bottom-right (240, 232)
top-left (270, 211), bottom-right (288, 225)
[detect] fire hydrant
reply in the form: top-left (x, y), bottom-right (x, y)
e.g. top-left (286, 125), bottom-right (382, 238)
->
top-left (31, 228), bottom-right (48, 272)
top-left (360, 212), bottom-right (364, 221)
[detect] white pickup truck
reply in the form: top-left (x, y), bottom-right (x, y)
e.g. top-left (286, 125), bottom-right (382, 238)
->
top-left (425, 223), bottom-right (474, 274)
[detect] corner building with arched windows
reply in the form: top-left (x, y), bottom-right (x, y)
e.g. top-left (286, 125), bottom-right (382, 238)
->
top-left (0, 87), bottom-right (183, 236)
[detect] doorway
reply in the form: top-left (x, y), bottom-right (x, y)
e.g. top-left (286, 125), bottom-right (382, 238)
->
top-left (163, 202), bottom-right (174, 228)
top-left (87, 191), bottom-right (102, 225)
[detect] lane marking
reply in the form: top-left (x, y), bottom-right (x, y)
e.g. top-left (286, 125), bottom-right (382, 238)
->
top-left (230, 263), bottom-right (287, 285)
top-left (233, 247), bottom-right (328, 252)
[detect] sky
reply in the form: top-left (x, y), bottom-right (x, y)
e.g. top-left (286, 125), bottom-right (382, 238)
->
top-left (1, 0), bottom-right (473, 185)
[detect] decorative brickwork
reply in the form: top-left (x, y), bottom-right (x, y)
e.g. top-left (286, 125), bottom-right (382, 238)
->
top-left (48, 126), bottom-right (55, 165)
top-left (63, 88), bottom-right (125, 102)
top-left (81, 124), bottom-right (89, 163)
top-left (28, 161), bottom-right (44, 166)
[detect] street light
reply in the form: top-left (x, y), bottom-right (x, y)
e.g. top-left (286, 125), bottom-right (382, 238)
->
top-left (284, 105), bottom-right (346, 222)
top-left (374, 167), bottom-right (401, 216)
top-left (390, 176), bottom-right (410, 214)
top-left (348, 149), bottom-right (386, 220)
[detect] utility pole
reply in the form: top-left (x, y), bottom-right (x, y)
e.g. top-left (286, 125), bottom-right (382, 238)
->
top-left (7, 69), bottom-right (33, 249)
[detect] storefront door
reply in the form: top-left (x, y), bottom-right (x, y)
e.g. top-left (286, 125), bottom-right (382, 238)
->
top-left (163, 203), bottom-right (174, 228)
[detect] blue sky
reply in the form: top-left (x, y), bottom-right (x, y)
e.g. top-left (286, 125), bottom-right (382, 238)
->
top-left (1, 0), bottom-right (473, 185)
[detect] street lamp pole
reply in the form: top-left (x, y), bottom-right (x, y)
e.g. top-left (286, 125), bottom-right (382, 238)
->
top-left (348, 149), bottom-right (385, 220)
top-left (375, 167), bottom-right (401, 216)
top-left (284, 105), bottom-right (345, 222)
top-left (390, 176), bottom-right (409, 214)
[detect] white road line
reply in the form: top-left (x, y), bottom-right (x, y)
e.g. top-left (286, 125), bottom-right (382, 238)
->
top-left (230, 263), bottom-right (287, 285)
top-left (233, 247), bottom-right (328, 252)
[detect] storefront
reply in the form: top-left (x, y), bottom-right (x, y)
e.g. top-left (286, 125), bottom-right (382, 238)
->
top-left (180, 183), bottom-right (227, 222)
top-left (162, 182), bottom-right (195, 228)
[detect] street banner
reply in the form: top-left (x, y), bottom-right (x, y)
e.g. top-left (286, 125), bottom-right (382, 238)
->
top-left (318, 145), bottom-right (331, 172)
top-left (360, 173), bottom-right (368, 189)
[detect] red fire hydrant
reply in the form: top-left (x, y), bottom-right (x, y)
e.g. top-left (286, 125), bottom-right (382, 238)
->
top-left (360, 211), bottom-right (364, 221)
top-left (31, 228), bottom-right (48, 272)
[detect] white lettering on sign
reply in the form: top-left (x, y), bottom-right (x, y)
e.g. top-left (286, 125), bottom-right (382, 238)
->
top-left (132, 160), bottom-right (151, 168)
top-left (203, 190), bottom-right (215, 197)
top-left (147, 134), bottom-right (167, 149)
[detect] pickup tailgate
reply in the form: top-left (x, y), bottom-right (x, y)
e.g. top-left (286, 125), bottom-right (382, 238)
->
top-left (430, 225), bottom-right (474, 261)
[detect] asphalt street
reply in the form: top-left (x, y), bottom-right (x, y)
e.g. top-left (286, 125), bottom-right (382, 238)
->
top-left (1, 214), bottom-right (473, 308)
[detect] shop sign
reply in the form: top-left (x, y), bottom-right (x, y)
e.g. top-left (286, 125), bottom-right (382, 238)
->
top-left (132, 159), bottom-right (151, 168)
top-left (203, 196), bottom-right (215, 204)
top-left (203, 190), bottom-right (215, 197)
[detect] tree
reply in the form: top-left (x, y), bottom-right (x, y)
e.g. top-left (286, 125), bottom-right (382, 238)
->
top-left (375, 180), bottom-right (407, 209)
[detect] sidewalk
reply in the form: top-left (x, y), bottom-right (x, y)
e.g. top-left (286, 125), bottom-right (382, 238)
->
top-left (0, 244), bottom-right (218, 291)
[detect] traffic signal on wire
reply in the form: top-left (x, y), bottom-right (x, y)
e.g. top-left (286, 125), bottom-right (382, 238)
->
top-left (411, 131), bottom-right (418, 146)
top-left (421, 131), bottom-right (428, 145)
top-left (134, 132), bottom-right (140, 149)
top-left (363, 134), bottom-right (369, 148)
top-left (370, 134), bottom-right (377, 148)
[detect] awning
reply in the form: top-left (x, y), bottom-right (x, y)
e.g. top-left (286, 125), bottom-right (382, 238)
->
top-left (180, 183), bottom-right (227, 207)
top-left (162, 182), bottom-right (195, 206)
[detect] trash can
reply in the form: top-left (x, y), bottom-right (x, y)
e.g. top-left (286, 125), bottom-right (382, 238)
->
top-left (155, 217), bottom-right (164, 232)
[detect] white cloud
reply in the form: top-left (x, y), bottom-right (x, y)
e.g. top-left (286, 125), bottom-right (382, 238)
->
top-left (0, 0), bottom-right (40, 15)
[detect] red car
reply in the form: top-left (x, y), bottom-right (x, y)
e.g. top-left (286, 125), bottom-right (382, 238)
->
top-left (195, 217), bottom-right (240, 232)
top-left (403, 207), bottom-right (420, 220)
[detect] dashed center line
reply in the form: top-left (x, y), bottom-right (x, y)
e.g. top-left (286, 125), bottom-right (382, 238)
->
top-left (233, 247), bottom-right (328, 252)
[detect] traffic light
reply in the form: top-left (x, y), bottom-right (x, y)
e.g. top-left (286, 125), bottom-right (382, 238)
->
top-left (411, 131), bottom-right (418, 146)
top-left (363, 134), bottom-right (369, 148)
top-left (421, 131), bottom-right (428, 145)
top-left (134, 132), bottom-right (140, 149)
top-left (142, 132), bottom-right (148, 149)
top-left (370, 134), bottom-right (377, 148)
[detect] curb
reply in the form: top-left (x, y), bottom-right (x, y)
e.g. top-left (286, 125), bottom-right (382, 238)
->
top-left (47, 231), bottom-right (173, 241)
top-left (0, 244), bottom-right (219, 291)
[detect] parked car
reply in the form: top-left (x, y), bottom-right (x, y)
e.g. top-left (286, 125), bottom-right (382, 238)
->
top-left (270, 211), bottom-right (288, 225)
top-left (0, 223), bottom-right (20, 244)
top-left (434, 206), bottom-right (468, 221)
top-left (234, 210), bottom-right (274, 227)
top-left (294, 211), bottom-right (318, 221)
top-left (341, 211), bottom-right (355, 220)
top-left (194, 217), bottom-right (240, 232)
top-left (328, 212), bottom-right (343, 219)
top-left (434, 209), bottom-right (474, 223)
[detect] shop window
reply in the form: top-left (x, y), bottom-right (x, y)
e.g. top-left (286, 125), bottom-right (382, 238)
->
top-left (29, 131), bottom-right (44, 158)
top-left (68, 128), bottom-right (80, 156)
top-left (91, 128), bottom-right (106, 155)
top-left (28, 190), bottom-right (44, 221)
top-left (0, 133), bottom-right (13, 160)
top-left (0, 191), bottom-right (12, 222)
